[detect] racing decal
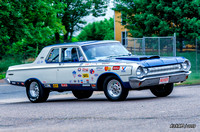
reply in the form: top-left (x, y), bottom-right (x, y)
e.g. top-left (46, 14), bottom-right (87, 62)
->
top-left (94, 73), bottom-right (99, 77)
top-left (90, 69), bottom-right (95, 74)
top-left (72, 71), bottom-right (76, 78)
top-left (86, 79), bottom-right (89, 83)
top-left (69, 80), bottom-right (72, 83)
top-left (96, 67), bottom-right (104, 71)
top-left (82, 68), bottom-right (88, 72)
top-left (43, 81), bottom-right (47, 84)
top-left (21, 82), bottom-right (24, 86)
top-left (82, 73), bottom-right (89, 78)
top-left (61, 84), bottom-right (68, 87)
top-left (113, 66), bottom-right (120, 70)
top-left (91, 77), bottom-right (94, 82)
top-left (78, 74), bottom-right (82, 77)
top-left (53, 84), bottom-right (59, 88)
top-left (81, 80), bottom-right (83, 83)
top-left (77, 68), bottom-right (81, 72)
top-left (105, 66), bottom-right (111, 71)
top-left (121, 66), bottom-right (126, 72)
top-left (74, 80), bottom-right (77, 83)
top-left (79, 56), bottom-right (84, 61)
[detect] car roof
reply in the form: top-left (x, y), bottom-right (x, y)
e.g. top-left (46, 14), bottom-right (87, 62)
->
top-left (45, 40), bottom-right (120, 48)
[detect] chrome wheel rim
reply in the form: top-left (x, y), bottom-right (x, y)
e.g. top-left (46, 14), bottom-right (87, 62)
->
top-left (107, 79), bottom-right (122, 98)
top-left (29, 82), bottom-right (39, 98)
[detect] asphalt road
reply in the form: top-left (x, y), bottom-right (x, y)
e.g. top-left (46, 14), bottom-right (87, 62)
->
top-left (0, 83), bottom-right (199, 132)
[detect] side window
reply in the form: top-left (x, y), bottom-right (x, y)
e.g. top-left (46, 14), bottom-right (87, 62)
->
top-left (61, 47), bottom-right (86, 62)
top-left (47, 48), bottom-right (59, 62)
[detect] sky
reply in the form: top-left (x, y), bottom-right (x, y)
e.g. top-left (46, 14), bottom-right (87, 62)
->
top-left (74, 1), bottom-right (114, 36)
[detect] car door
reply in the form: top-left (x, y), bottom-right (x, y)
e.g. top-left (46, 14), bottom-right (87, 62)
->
top-left (57, 46), bottom-right (86, 84)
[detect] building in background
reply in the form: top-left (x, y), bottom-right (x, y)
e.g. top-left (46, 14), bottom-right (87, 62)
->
top-left (114, 11), bottom-right (129, 46)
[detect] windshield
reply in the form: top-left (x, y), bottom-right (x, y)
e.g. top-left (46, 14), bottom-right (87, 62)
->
top-left (82, 42), bottom-right (129, 61)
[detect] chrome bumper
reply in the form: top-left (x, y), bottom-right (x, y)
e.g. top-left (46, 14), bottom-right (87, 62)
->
top-left (4, 78), bottom-right (11, 84)
top-left (129, 71), bottom-right (191, 89)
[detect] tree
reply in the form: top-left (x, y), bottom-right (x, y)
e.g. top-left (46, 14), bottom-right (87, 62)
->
top-left (114, 0), bottom-right (200, 39)
top-left (78, 18), bottom-right (114, 41)
top-left (56, 0), bottom-right (109, 43)
top-left (0, 0), bottom-right (64, 58)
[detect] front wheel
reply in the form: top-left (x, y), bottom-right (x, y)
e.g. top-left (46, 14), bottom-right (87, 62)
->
top-left (26, 80), bottom-right (50, 103)
top-left (103, 76), bottom-right (129, 101)
top-left (150, 83), bottom-right (174, 97)
top-left (72, 90), bottom-right (93, 99)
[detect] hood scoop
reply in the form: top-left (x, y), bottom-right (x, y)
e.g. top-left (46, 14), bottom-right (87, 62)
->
top-left (115, 55), bottom-right (160, 61)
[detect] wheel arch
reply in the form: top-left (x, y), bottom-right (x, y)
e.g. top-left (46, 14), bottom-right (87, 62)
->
top-left (96, 72), bottom-right (124, 91)
top-left (24, 78), bottom-right (43, 88)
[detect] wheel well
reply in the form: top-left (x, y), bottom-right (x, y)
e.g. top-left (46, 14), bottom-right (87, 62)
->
top-left (25, 79), bottom-right (38, 88)
top-left (97, 73), bottom-right (120, 91)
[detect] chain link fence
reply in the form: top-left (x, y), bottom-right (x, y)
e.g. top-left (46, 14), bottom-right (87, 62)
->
top-left (125, 36), bottom-right (200, 83)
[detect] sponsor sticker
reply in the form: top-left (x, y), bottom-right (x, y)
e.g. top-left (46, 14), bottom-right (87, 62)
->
top-left (121, 66), bottom-right (126, 72)
top-left (44, 84), bottom-right (51, 88)
top-left (113, 66), bottom-right (120, 70)
top-left (90, 69), bottom-right (95, 74)
top-left (82, 73), bottom-right (89, 78)
top-left (74, 80), bottom-right (76, 83)
top-left (21, 82), bottom-right (24, 86)
top-left (78, 74), bottom-right (82, 77)
top-left (43, 81), bottom-right (47, 84)
top-left (61, 84), bottom-right (68, 87)
top-left (105, 66), bottom-right (111, 71)
top-left (81, 80), bottom-right (83, 83)
top-left (82, 68), bottom-right (88, 72)
top-left (86, 79), bottom-right (89, 83)
top-left (53, 84), bottom-right (59, 88)
top-left (77, 68), bottom-right (81, 72)
top-left (94, 74), bottom-right (99, 77)
top-left (91, 77), bottom-right (94, 81)
top-left (72, 71), bottom-right (76, 78)
top-left (69, 80), bottom-right (72, 83)
top-left (96, 67), bottom-right (104, 71)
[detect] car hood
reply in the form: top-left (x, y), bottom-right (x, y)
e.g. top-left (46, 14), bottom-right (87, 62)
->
top-left (113, 55), bottom-right (186, 67)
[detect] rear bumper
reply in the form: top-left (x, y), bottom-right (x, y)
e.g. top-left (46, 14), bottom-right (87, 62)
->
top-left (129, 71), bottom-right (191, 89)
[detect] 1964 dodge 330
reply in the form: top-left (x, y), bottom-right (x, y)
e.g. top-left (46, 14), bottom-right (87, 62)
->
top-left (5, 40), bottom-right (191, 103)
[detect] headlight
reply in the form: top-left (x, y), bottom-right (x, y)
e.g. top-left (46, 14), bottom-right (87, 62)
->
top-left (181, 60), bottom-right (191, 70)
top-left (136, 66), bottom-right (148, 78)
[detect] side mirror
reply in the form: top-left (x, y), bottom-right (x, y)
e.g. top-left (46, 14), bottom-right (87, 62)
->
top-left (128, 52), bottom-right (132, 56)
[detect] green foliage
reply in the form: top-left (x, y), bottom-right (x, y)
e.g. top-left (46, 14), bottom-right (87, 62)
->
top-left (114, 0), bottom-right (200, 39)
top-left (56, 0), bottom-right (109, 42)
top-left (78, 18), bottom-right (114, 41)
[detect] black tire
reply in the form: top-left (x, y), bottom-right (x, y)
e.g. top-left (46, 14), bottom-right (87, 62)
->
top-left (26, 80), bottom-right (50, 103)
top-left (72, 90), bottom-right (93, 99)
top-left (150, 83), bottom-right (174, 97)
top-left (103, 75), bottom-right (129, 101)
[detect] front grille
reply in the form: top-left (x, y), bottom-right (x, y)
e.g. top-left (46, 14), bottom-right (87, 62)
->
top-left (148, 64), bottom-right (181, 75)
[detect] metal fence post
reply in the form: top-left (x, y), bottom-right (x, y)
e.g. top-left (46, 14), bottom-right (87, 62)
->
top-left (196, 38), bottom-right (198, 73)
top-left (173, 33), bottom-right (176, 56)
top-left (158, 38), bottom-right (160, 56)
top-left (142, 37), bottom-right (145, 55)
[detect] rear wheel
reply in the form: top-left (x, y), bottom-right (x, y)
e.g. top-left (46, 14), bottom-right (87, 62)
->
top-left (72, 90), bottom-right (93, 99)
top-left (26, 80), bottom-right (50, 103)
top-left (103, 76), bottom-right (129, 101)
top-left (150, 83), bottom-right (174, 97)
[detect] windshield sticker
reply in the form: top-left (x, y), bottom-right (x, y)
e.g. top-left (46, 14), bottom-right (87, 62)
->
top-left (72, 71), bottom-right (76, 78)
top-left (105, 66), bottom-right (111, 71)
top-left (79, 56), bottom-right (84, 61)
top-left (82, 68), bottom-right (88, 72)
top-left (90, 69), bottom-right (95, 74)
top-left (121, 67), bottom-right (127, 72)
top-left (82, 73), bottom-right (89, 78)
top-left (113, 66), bottom-right (120, 70)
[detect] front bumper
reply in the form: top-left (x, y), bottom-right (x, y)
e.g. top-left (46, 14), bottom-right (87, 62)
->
top-left (129, 71), bottom-right (191, 89)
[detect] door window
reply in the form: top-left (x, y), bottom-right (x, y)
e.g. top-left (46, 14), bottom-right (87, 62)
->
top-left (61, 47), bottom-right (85, 62)
top-left (46, 48), bottom-right (59, 62)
